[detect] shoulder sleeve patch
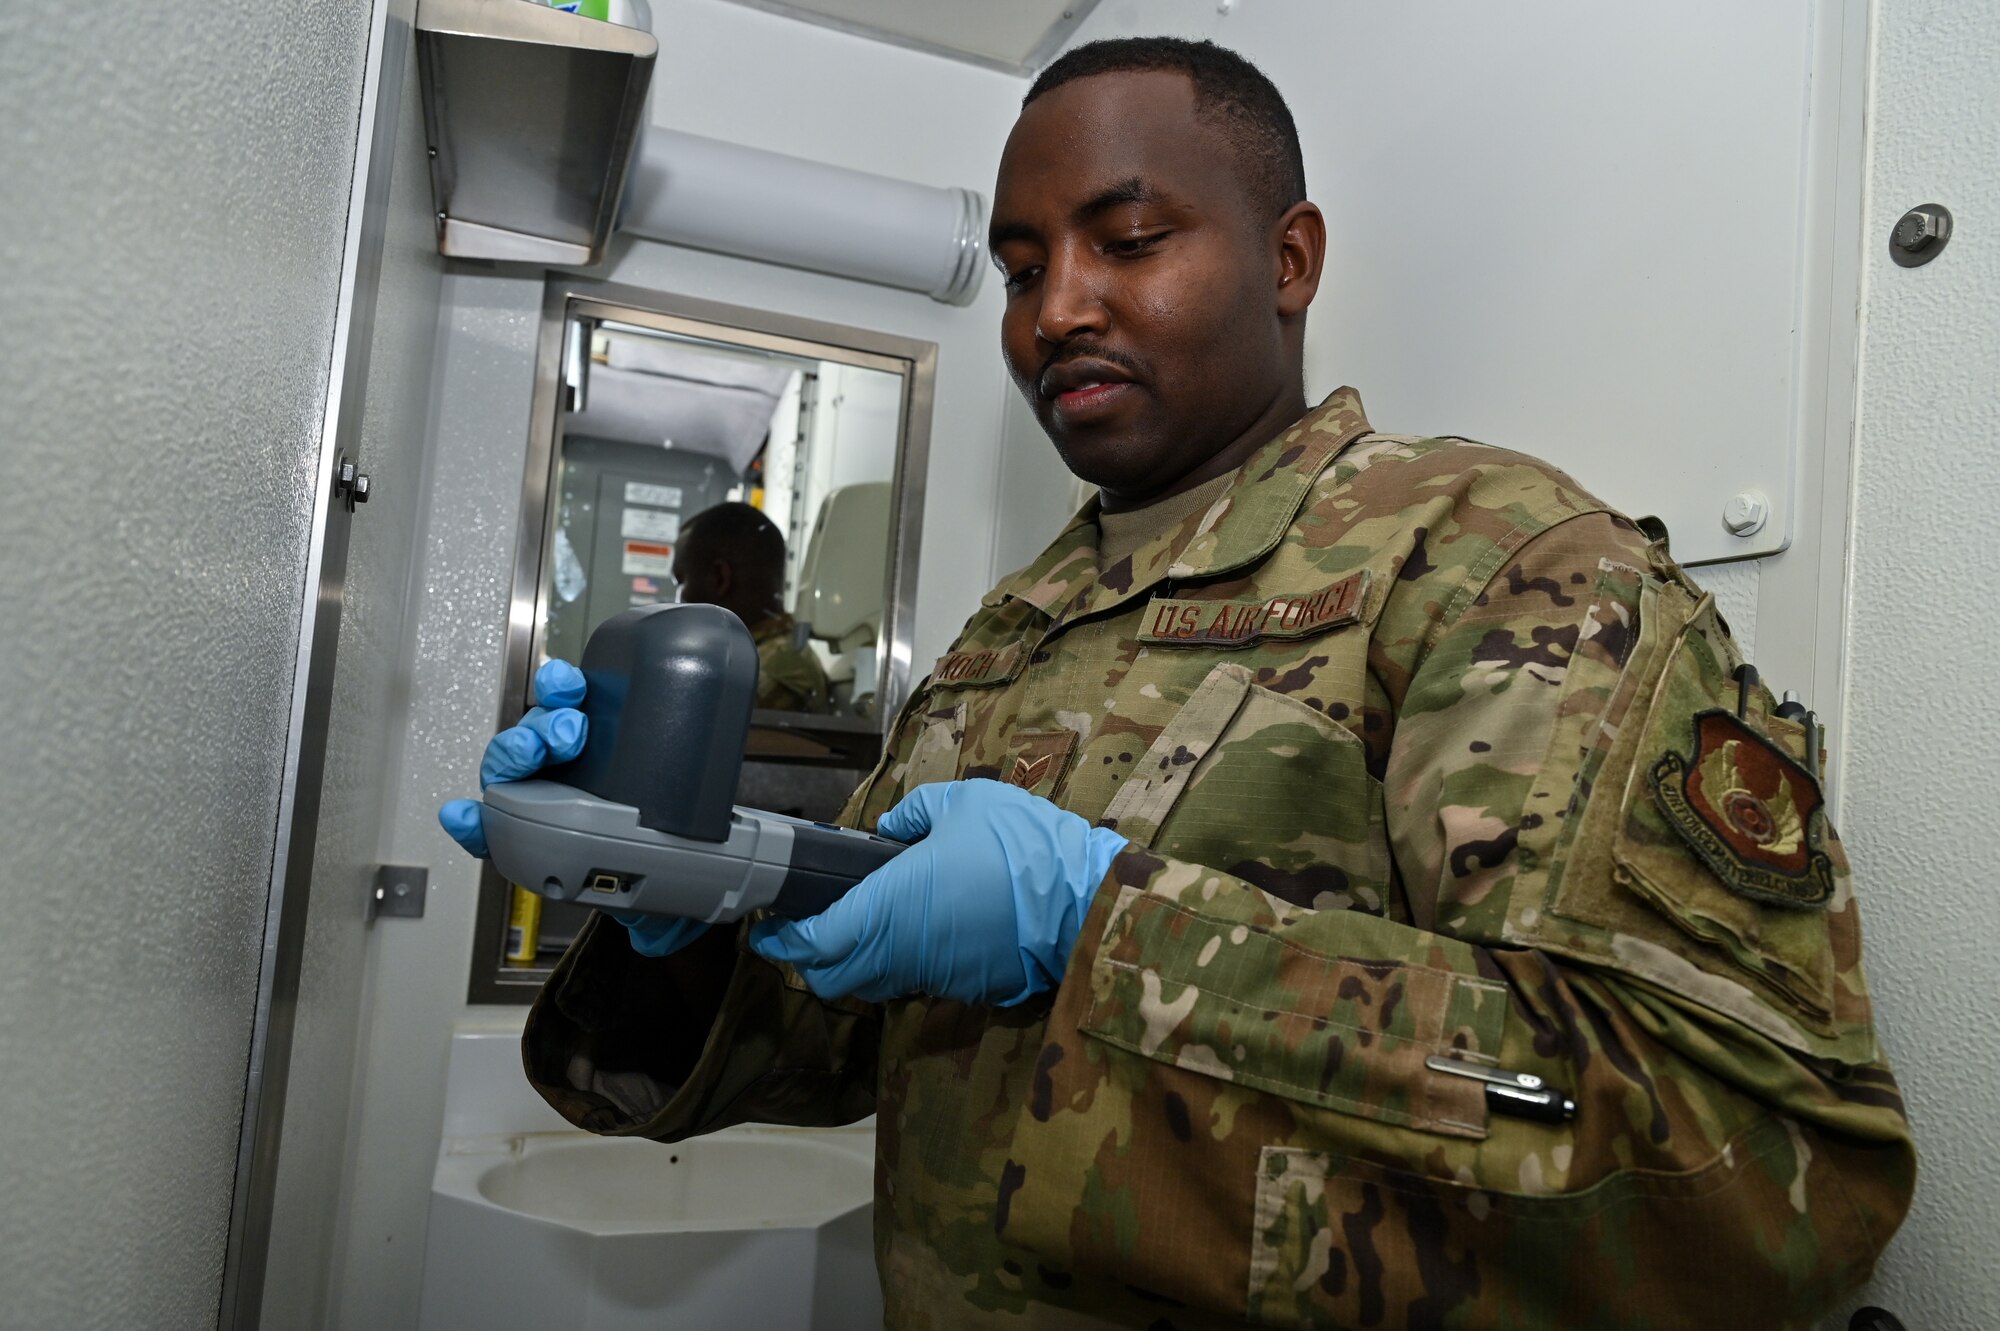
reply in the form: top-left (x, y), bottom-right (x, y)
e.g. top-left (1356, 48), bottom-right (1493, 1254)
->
top-left (1649, 709), bottom-right (1835, 909)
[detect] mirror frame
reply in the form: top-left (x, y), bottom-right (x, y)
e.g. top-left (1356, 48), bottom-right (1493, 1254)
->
top-left (467, 276), bottom-right (936, 1004)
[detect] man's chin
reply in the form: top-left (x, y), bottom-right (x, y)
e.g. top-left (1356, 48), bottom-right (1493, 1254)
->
top-left (1060, 457), bottom-right (1208, 512)
top-left (1042, 394), bottom-right (1227, 502)
top-left (1050, 435), bottom-right (1153, 496)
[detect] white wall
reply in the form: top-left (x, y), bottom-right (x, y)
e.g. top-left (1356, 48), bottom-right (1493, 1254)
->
top-left (0, 2), bottom-right (373, 1326)
top-left (824, 363), bottom-right (905, 493)
top-left (795, 360), bottom-right (905, 579)
top-left (328, 4), bottom-right (1025, 1325)
top-left (261, 15), bottom-right (448, 1329)
top-left (1837, 0), bottom-right (2000, 1325)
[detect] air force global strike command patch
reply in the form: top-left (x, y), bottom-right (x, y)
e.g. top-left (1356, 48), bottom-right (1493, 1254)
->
top-left (1139, 570), bottom-right (1369, 648)
top-left (1650, 710), bottom-right (1836, 909)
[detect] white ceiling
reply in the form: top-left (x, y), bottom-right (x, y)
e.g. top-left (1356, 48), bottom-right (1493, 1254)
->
top-left (712, 0), bottom-right (1099, 74)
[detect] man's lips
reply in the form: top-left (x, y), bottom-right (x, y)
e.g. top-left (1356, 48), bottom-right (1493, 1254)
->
top-left (1040, 356), bottom-right (1137, 396)
top-left (1040, 357), bottom-right (1142, 422)
top-left (1052, 381), bottom-right (1136, 418)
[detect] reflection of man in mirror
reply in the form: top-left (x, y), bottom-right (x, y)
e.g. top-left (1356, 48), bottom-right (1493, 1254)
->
top-left (671, 502), bottom-right (830, 714)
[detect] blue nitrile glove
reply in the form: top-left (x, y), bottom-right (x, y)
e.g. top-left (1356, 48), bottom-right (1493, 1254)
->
top-left (608, 911), bottom-right (710, 958)
top-left (437, 658), bottom-right (590, 857)
top-left (746, 779), bottom-right (1128, 1006)
top-left (436, 659), bottom-right (709, 960)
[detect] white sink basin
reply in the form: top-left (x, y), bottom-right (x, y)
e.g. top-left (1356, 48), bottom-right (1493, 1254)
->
top-left (474, 1132), bottom-right (871, 1232)
top-left (419, 1125), bottom-right (880, 1330)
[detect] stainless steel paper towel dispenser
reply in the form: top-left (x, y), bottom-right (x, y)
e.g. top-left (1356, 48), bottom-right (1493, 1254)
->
top-left (415, 0), bottom-right (658, 267)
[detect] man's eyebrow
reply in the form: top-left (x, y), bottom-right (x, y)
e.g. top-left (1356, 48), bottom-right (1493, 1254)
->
top-left (987, 177), bottom-right (1167, 252)
top-left (1073, 177), bottom-right (1161, 222)
top-left (988, 217), bottom-right (1038, 251)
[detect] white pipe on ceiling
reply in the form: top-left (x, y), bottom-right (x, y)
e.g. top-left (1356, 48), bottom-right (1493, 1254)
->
top-left (619, 128), bottom-right (987, 306)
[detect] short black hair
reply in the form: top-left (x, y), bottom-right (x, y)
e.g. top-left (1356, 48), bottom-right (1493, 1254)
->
top-left (682, 501), bottom-right (786, 583)
top-left (1023, 37), bottom-right (1306, 223)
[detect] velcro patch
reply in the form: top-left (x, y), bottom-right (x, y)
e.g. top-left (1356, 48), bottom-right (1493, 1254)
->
top-left (932, 641), bottom-right (1026, 688)
top-left (1650, 710), bottom-right (1834, 909)
top-left (1139, 571), bottom-right (1368, 648)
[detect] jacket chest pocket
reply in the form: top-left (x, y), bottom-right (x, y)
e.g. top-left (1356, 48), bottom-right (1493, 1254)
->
top-left (1102, 659), bottom-right (1391, 914)
top-left (835, 693), bottom-right (959, 830)
top-left (925, 673), bottom-right (1082, 801)
top-left (841, 637), bottom-right (1039, 826)
top-left (877, 694), bottom-right (1080, 795)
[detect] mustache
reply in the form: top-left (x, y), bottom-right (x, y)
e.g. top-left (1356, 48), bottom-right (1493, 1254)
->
top-left (1035, 344), bottom-right (1147, 397)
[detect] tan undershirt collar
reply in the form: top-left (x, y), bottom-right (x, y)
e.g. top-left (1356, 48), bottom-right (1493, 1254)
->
top-left (1096, 469), bottom-right (1240, 573)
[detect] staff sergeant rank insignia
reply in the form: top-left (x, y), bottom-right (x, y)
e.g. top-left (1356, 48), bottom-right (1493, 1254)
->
top-left (1650, 709), bottom-right (1836, 909)
top-left (1140, 570), bottom-right (1368, 647)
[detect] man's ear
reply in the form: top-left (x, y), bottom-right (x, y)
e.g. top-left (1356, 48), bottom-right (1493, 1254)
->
top-left (711, 560), bottom-right (734, 598)
top-left (1273, 201), bottom-right (1325, 318)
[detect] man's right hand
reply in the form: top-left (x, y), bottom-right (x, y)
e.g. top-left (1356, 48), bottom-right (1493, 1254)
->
top-left (437, 658), bottom-right (708, 960)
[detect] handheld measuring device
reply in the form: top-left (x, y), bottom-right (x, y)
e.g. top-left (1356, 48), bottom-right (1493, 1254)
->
top-left (481, 604), bottom-right (903, 922)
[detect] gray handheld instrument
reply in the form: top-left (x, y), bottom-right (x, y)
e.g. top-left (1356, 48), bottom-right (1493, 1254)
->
top-left (481, 604), bottom-right (903, 923)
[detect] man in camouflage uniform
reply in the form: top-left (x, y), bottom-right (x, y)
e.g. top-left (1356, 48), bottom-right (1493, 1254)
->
top-left (674, 500), bottom-right (831, 713)
top-left (750, 612), bottom-right (830, 714)
top-left (495, 37), bottom-right (1913, 1330)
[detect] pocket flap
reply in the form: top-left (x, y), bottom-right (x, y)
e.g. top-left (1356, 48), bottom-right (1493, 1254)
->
top-left (1099, 663), bottom-right (1253, 844)
top-left (1082, 886), bottom-right (1507, 1139)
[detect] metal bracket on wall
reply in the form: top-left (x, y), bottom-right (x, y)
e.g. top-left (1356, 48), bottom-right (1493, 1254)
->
top-left (369, 865), bottom-right (428, 920)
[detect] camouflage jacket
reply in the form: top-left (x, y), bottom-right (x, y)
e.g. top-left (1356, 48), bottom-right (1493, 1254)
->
top-left (526, 389), bottom-right (1914, 1329)
top-left (753, 612), bottom-right (830, 713)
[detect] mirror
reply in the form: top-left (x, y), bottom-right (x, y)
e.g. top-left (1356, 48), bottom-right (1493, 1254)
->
top-left (469, 280), bottom-right (935, 1001)
top-left (544, 320), bottom-right (905, 719)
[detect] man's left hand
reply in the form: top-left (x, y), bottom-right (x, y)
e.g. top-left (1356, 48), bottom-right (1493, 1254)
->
top-left (747, 779), bottom-right (1128, 1006)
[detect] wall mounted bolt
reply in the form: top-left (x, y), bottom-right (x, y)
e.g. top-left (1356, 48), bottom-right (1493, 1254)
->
top-left (334, 455), bottom-right (371, 510)
top-left (1722, 489), bottom-right (1769, 537)
top-left (1890, 203), bottom-right (1952, 267)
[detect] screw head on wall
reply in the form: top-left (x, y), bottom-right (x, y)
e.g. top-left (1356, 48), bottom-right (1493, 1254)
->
top-left (1890, 203), bottom-right (1952, 267)
top-left (1722, 489), bottom-right (1770, 537)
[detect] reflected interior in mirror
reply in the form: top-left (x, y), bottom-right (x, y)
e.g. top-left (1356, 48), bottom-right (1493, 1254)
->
top-left (542, 320), bottom-right (904, 721)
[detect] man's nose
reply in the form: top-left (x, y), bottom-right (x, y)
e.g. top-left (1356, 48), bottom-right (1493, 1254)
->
top-left (1033, 252), bottom-right (1109, 345)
